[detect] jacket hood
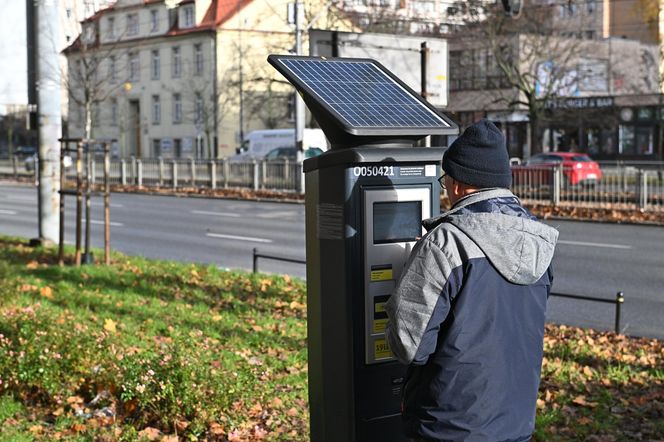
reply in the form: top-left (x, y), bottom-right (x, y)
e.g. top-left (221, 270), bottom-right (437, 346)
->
top-left (424, 189), bottom-right (559, 285)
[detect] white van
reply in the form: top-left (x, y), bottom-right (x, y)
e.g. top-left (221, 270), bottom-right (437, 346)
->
top-left (231, 128), bottom-right (328, 161)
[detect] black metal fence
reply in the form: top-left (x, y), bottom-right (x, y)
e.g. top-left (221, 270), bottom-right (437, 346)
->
top-left (251, 249), bottom-right (627, 334)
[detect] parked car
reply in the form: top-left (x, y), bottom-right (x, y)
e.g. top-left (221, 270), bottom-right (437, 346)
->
top-left (513, 152), bottom-right (602, 187)
top-left (264, 146), bottom-right (324, 162)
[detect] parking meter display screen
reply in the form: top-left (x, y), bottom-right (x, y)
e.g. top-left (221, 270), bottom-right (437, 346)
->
top-left (373, 202), bottom-right (422, 244)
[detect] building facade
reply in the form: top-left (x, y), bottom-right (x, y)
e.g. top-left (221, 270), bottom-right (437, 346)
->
top-left (445, 0), bottom-right (663, 161)
top-left (64, 0), bottom-right (350, 158)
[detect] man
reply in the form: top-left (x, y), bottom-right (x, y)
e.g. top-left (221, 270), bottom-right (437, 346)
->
top-left (385, 119), bottom-right (558, 442)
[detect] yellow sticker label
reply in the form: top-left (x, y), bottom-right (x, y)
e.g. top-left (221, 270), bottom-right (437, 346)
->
top-left (373, 318), bottom-right (387, 333)
top-left (435, 74), bottom-right (447, 81)
top-left (375, 302), bottom-right (386, 313)
top-left (371, 269), bottom-right (393, 282)
top-left (374, 339), bottom-right (393, 360)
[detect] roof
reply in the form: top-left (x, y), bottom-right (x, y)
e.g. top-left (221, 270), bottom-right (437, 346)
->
top-left (66, 0), bottom-right (254, 52)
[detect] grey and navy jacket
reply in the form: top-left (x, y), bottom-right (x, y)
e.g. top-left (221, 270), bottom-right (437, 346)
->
top-left (385, 188), bottom-right (558, 442)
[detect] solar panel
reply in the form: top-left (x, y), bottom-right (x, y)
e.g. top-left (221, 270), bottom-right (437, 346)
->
top-left (268, 55), bottom-right (456, 138)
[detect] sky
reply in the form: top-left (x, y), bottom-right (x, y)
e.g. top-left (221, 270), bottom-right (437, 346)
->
top-left (0, 1), bottom-right (28, 114)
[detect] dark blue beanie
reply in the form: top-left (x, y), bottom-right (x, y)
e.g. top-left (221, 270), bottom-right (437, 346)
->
top-left (442, 119), bottom-right (512, 188)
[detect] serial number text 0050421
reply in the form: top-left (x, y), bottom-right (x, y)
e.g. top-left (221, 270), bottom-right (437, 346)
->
top-left (353, 166), bottom-right (395, 177)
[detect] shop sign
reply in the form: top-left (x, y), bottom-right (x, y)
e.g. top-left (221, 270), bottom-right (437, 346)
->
top-left (637, 108), bottom-right (653, 121)
top-left (544, 96), bottom-right (614, 109)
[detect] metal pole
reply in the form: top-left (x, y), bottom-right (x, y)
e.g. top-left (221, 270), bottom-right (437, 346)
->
top-left (84, 142), bottom-right (93, 264)
top-left (420, 41), bottom-right (430, 148)
top-left (104, 142), bottom-right (111, 265)
top-left (58, 141), bottom-right (66, 266)
top-left (75, 142), bottom-right (83, 266)
top-left (253, 247), bottom-right (258, 273)
top-left (615, 291), bottom-right (624, 334)
top-left (294, 0), bottom-right (305, 193)
top-left (35, 0), bottom-right (62, 244)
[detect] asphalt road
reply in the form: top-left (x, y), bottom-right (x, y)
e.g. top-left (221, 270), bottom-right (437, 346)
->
top-left (1, 182), bottom-right (663, 339)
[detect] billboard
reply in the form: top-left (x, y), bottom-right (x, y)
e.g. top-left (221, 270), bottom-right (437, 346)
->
top-left (309, 30), bottom-right (448, 107)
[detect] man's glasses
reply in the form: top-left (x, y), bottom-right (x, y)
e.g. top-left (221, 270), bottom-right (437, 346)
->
top-left (438, 173), bottom-right (446, 190)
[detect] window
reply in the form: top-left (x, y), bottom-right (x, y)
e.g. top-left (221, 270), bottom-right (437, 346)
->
top-left (151, 50), bottom-right (160, 80)
top-left (449, 48), bottom-right (511, 91)
top-left (173, 93), bottom-right (182, 123)
top-left (182, 5), bottom-right (194, 28)
top-left (110, 98), bottom-right (118, 126)
top-left (409, 0), bottom-right (435, 15)
top-left (128, 51), bottom-right (140, 81)
top-left (126, 13), bottom-right (138, 36)
top-left (108, 56), bottom-right (116, 83)
top-left (586, 0), bottom-right (596, 14)
top-left (152, 95), bottom-right (161, 124)
top-left (172, 47), bottom-right (181, 78)
top-left (107, 17), bottom-right (115, 38)
top-left (150, 9), bottom-right (159, 32)
top-left (194, 44), bottom-right (203, 76)
top-left (195, 93), bottom-right (203, 124)
top-left (66, 8), bottom-right (72, 18)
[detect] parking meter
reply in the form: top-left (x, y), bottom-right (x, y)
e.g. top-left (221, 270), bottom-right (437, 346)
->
top-left (268, 55), bottom-right (458, 442)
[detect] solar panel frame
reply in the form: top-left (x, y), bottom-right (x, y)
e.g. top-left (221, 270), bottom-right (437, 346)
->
top-left (268, 55), bottom-right (457, 137)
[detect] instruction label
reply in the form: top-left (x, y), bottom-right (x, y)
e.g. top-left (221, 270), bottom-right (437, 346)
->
top-left (374, 339), bottom-right (393, 360)
top-left (370, 265), bottom-right (393, 282)
top-left (373, 294), bottom-right (390, 334)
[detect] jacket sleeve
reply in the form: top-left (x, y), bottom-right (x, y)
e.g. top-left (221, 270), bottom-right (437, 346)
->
top-left (385, 236), bottom-right (457, 366)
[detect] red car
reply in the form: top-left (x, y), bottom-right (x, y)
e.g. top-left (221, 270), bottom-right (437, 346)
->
top-left (513, 152), bottom-right (602, 187)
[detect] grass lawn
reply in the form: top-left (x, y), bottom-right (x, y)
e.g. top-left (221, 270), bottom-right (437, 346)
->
top-left (0, 236), bottom-right (661, 441)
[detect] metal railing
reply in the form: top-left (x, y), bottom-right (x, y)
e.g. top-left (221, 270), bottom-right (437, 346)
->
top-left (252, 248), bottom-right (306, 273)
top-left (3, 156), bottom-right (664, 212)
top-left (511, 164), bottom-right (664, 212)
top-left (550, 291), bottom-right (625, 333)
top-left (251, 248), bottom-right (627, 335)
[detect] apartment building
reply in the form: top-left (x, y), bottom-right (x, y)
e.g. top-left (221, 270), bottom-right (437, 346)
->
top-left (65, 0), bottom-right (220, 158)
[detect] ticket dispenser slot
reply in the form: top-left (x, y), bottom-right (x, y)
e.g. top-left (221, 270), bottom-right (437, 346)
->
top-left (363, 188), bottom-right (431, 364)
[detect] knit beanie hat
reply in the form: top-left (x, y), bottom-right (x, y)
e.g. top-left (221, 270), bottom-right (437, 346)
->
top-left (442, 119), bottom-right (512, 188)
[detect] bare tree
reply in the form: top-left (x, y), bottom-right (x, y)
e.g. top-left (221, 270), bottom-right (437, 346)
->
top-left (449, 1), bottom-right (591, 154)
top-left (63, 17), bottom-right (127, 141)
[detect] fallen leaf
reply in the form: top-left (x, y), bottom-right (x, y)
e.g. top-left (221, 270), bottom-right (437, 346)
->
top-left (209, 422), bottom-right (225, 435)
top-left (26, 261), bottom-right (39, 269)
top-left (40, 286), bottom-right (54, 299)
top-left (104, 318), bottom-right (117, 333)
top-left (287, 407), bottom-right (298, 416)
top-left (138, 427), bottom-right (161, 441)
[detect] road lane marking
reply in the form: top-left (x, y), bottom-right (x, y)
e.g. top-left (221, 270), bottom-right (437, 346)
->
top-left (191, 210), bottom-right (241, 218)
top-left (91, 202), bottom-right (123, 208)
top-left (0, 209), bottom-right (17, 215)
top-left (258, 211), bottom-right (297, 219)
top-left (558, 240), bottom-right (632, 250)
top-left (90, 220), bottom-right (124, 227)
top-left (206, 232), bottom-right (272, 243)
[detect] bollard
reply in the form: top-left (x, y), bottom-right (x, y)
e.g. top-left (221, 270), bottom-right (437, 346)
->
top-left (172, 161), bottom-right (178, 189)
top-left (191, 158), bottom-right (196, 186)
top-left (120, 159), bottom-right (127, 185)
top-left (253, 160), bottom-right (259, 191)
top-left (615, 291), bottom-right (624, 334)
top-left (137, 159), bottom-right (143, 187)
top-left (210, 160), bottom-right (216, 189)
top-left (159, 156), bottom-right (164, 186)
top-left (638, 170), bottom-right (648, 211)
top-left (223, 159), bottom-right (229, 188)
top-left (253, 247), bottom-right (258, 273)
